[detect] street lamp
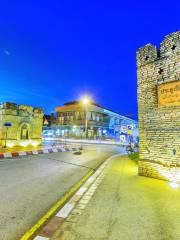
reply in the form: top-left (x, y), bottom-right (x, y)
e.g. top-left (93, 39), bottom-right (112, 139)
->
top-left (82, 97), bottom-right (89, 105)
top-left (81, 96), bottom-right (90, 140)
top-left (3, 122), bottom-right (12, 148)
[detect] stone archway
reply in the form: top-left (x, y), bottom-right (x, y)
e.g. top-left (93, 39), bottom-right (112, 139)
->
top-left (17, 122), bottom-right (31, 141)
top-left (20, 124), bottom-right (29, 139)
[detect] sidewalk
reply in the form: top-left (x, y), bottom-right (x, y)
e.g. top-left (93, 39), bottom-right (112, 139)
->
top-left (51, 155), bottom-right (180, 240)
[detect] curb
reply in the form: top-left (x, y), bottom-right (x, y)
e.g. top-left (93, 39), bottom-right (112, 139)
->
top-left (20, 169), bottom-right (94, 240)
top-left (20, 153), bottom-right (121, 240)
top-left (0, 147), bottom-right (80, 159)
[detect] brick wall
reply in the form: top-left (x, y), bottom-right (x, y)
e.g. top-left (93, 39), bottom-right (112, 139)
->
top-left (0, 102), bottom-right (43, 147)
top-left (136, 31), bottom-right (180, 183)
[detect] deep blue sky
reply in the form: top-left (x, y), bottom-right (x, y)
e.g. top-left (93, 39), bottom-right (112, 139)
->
top-left (0, 0), bottom-right (179, 119)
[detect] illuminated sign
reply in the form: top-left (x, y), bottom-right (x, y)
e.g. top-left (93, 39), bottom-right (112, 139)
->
top-left (127, 130), bottom-right (132, 135)
top-left (158, 81), bottom-right (180, 106)
top-left (4, 122), bottom-right (12, 127)
top-left (120, 126), bottom-right (127, 133)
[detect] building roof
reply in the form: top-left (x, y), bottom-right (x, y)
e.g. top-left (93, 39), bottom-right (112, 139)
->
top-left (55, 101), bottom-right (137, 123)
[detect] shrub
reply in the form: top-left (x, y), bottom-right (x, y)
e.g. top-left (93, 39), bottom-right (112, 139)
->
top-left (128, 152), bottom-right (139, 163)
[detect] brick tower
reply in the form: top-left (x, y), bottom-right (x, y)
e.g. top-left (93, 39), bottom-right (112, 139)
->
top-left (136, 31), bottom-right (180, 183)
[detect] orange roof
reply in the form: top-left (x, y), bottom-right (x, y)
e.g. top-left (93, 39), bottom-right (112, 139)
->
top-left (55, 103), bottom-right (82, 112)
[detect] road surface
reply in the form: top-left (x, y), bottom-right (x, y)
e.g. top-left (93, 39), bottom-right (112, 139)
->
top-left (0, 145), bottom-right (123, 240)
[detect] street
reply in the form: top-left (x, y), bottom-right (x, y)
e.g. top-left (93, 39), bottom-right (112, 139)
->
top-left (0, 145), bottom-right (122, 240)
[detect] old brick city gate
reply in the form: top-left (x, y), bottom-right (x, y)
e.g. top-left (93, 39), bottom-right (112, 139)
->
top-left (0, 102), bottom-right (43, 148)
top-left (137, 31), bottom-right (180, 183)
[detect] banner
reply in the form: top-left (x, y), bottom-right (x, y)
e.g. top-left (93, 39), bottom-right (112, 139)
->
top-left (158, 81), bottom-right (180, 106)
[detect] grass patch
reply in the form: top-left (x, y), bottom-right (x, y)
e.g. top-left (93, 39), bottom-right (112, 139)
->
top-left (128, 152), bottom-right (139, 163)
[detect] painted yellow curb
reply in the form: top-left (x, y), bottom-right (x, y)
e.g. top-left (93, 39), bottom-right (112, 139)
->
top-left (20, 169), bottom-right (94, 240)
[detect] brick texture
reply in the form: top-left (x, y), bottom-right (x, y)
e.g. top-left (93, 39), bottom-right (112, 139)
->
top-left (0, 102), bottom-right (43, 147)
top-left (136, 31), bottom-right (180, 183)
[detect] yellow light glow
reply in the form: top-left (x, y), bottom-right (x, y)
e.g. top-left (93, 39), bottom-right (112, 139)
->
top-left (169, 182), bottom-right (179, 189)
top-left (20, 141), bottom-right (29, 147)
top-left (156, 164), bottom-right (180, 184)
top-left (7, 142), bottom-right (14, 148)
top-left (81, 96), bottom-right (91, 105)
top-left (31, 141), bottom-right (39, 147)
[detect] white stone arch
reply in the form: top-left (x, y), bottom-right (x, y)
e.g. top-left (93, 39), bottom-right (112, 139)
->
top-left (17, 122), bottom-right (31, 140)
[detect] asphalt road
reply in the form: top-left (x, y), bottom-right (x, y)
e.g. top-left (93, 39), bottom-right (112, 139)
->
top-left (0, 145), bottom-right (123, 240)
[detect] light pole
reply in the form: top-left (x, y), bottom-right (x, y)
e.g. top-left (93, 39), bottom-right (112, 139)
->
top-left (81, 97), bottom-right (90, 140)
top-left (4, 126), bottom-right (8, 148)
top-left (3, 122), bottom-right (12, 148)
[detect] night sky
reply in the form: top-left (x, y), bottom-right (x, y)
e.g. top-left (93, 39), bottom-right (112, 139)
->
top-left (0, 1), bottom-right (179, 119)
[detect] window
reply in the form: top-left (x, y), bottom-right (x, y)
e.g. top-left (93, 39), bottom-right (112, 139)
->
top-left (77, 112), bottom-right (82, 120)
top-left (96, 114), bottom-right (100, 122)
top-left (90, 112), bottom-right (93, 121)
top-left (171, 45), bottom-right (176, 50)
top-left (158, 68), bottom-right (163, 74)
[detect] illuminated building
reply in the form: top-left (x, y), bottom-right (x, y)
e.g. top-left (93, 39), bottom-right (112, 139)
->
top-left (43, 101), bottom-right (138, 143)
top-left (0, 102), bottom-right (43, 148)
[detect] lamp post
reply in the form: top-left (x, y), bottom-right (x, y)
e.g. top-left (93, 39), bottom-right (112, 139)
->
top-left (81, 97), bottom-right (90, 140)
top-left (5, 126), bottom-right (8, 148)
top-left (3, 122), bottom-right (12, 148)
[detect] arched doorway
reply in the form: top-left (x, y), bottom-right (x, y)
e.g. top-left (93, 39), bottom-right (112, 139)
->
top-left (20, 124), bottom-right (29, 140)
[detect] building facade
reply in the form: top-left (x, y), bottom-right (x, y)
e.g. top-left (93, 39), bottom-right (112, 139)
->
top-left (0, 102), bottom-right (43, 148)
top-left (43, 101), bottom-right (138, 143)
top-left (137, 31), bottom-right (180, 183)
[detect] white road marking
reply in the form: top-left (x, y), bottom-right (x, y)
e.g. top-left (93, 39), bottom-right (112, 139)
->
top-left (32, 151), bottom-right (38, 154)
top-left (19, 152), bottom-right (26, 156)
top-left (34, 236), bottom-right (49, 240)
top-left (75, 186), bottom-right (87, 195)
top-left (43, 149), bottom-right (49, 153)
top-left (4, 153), bottom-right (12, 158)
top-left (56, 203), bottom-right (75, 218)
top-left (85, 176), bottom-right (96, 184)
top-left (52, 149), bottom-right (58, 152)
